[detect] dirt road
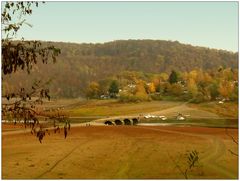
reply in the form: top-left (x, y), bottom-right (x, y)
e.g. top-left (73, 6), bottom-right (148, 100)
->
top-left (149, 103), bottom-right (220, 119)
top-left (92, 102), bottom-right (222, 125)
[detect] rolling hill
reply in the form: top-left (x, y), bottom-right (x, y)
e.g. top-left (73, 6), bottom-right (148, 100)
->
top-left (3, 39), bottom-right (238, 98)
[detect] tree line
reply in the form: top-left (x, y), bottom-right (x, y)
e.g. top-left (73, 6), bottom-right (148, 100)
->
top-left (2, 40), bottom-right (238, 98)
top-left (85, 67), bottom-right (238, 103)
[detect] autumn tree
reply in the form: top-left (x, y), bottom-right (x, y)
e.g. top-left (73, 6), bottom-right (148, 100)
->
top-left (188, 70), bottom-right (198, 82)
top-left (169, 70), bottom-right (178, 84)
top-left (187, 78), bottom-right (198, 98)
top-left (98, 79), bottom-right (112, 95)
top-left (108, 80), bottom-right (119, 98)
top-left (152, 76), bottom-right (161, 91)
top-left (86, 81), bottom-right (100, 99)
top-left (169, 83), bottom-right (183, 96)
top-left (218, 80), bottom-right (234, 99)
top-left (159, 73), bottom-right (169, 82)
top-left (207, 82), bottom-right (219, 100)
top-left (135, 81), bottom-right (150, 101)
top-left (155, 84), bottom-right (161, 93)
top-left (146, 82), bottom-right (156, 94)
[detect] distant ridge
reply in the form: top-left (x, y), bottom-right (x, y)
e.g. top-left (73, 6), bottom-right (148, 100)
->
top-left (4, 39), bottom-right (238, 97)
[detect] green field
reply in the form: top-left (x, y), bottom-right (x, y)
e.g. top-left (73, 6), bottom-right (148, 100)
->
top-left (68, 100), bottom-right (182, 117)
top-left (37, 99), bottom-right (238, 128)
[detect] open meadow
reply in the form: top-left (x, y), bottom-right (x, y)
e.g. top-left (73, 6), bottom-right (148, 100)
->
top-left (34, 99), bottom-right (238, 127)
top-left (29, 99), bottom-right (237, 117)
top-left (2, 125), bottom-right (238, 179)
top-left (2, 99), bottom-right (239, 179)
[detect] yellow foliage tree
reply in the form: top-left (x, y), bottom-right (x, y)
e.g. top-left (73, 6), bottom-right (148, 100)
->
top-left (187, 78), bottom-right (198, 97)
top-left (189, 70), bottom-right (198, 81)
top-left (135, 81), bottom-right (149, 101)
top-left (170, 83), bottom-right (183, 96)
top-left (86, 81), bottom-right (100, 98)
top-left (147, 82), bottom-right (156, 93)
top-left (152, 77), bottom-right (161, 87)
top-left (222, 68), bottom-right (233, 81)
top-left (218, 80), bottom-right (234, 99)
top-left (203, 72), bottom-right (213, 83)
top-left (159, 73), bottom-right (169, 81)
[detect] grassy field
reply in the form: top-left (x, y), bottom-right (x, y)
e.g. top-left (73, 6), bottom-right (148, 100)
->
top-left (35, 99), bottom-right (238, 119)
top-left (67, 100), bottom-right (182, 117)
top-left (2, 125), bottom-right (238, 179)
top-left (31, 99), bottom-right (238, 127)
top-left (2, 99), bottom-right (238, 179)
top-left (189, 101), bottom-right (238, 118)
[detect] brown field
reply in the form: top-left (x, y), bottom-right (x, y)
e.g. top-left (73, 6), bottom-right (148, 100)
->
top-left (189, 101), bottom-right (238, 118)
top-left (2, 125), bottom-right (238, 179)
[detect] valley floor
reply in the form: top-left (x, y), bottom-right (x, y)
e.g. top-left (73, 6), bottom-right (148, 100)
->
top-left (2, 125), bottom-right (238, 179)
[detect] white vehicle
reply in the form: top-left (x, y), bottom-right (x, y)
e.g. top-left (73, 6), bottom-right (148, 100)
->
top-left (158, 116), bottom-right (167, 120)
top-left (144, 114), bottom-right (151, 119)
top-left (144, 114), bottom-right (157, 119)
top-left (177, 116), bottom-right (185, 120)
top-left (161, 117), bottom-right (167, 120)
top-left (176, 113), bottom-right (186, 120)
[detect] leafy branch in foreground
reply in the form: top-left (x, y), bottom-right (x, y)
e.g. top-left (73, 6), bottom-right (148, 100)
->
top-left (2, 80), bottom-right (71, 143)
top-left (168, 150), bottom-right (202, 179)
top-left (225, 128), bottom-right (238, 157)
top-left (2, 40), bottom-right (61, 75)
top-left (2, 2), bottom-right (61, 75)
top-left (2, 2), bottom-right (67, 143)
top-left (2, 2), bottom-right (43, 38)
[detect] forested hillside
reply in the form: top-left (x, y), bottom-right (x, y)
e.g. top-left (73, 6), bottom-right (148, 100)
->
top-left (3, 40), bottom-right (238, 98)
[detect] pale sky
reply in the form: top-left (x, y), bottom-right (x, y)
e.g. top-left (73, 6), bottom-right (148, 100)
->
top-left (8, 1), bottom-right (239, 52)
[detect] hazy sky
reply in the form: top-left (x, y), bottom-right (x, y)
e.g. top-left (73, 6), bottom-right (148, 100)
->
top-left (13, 2), bottom-right (238, 52)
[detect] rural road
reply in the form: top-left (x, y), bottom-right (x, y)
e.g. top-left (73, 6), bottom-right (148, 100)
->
top-left (149, 103), bottom-right (220, 119)
top-left (92, 102), bottom-right (222, 124)
top-left (2, 121), bottom-right (99, 136)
